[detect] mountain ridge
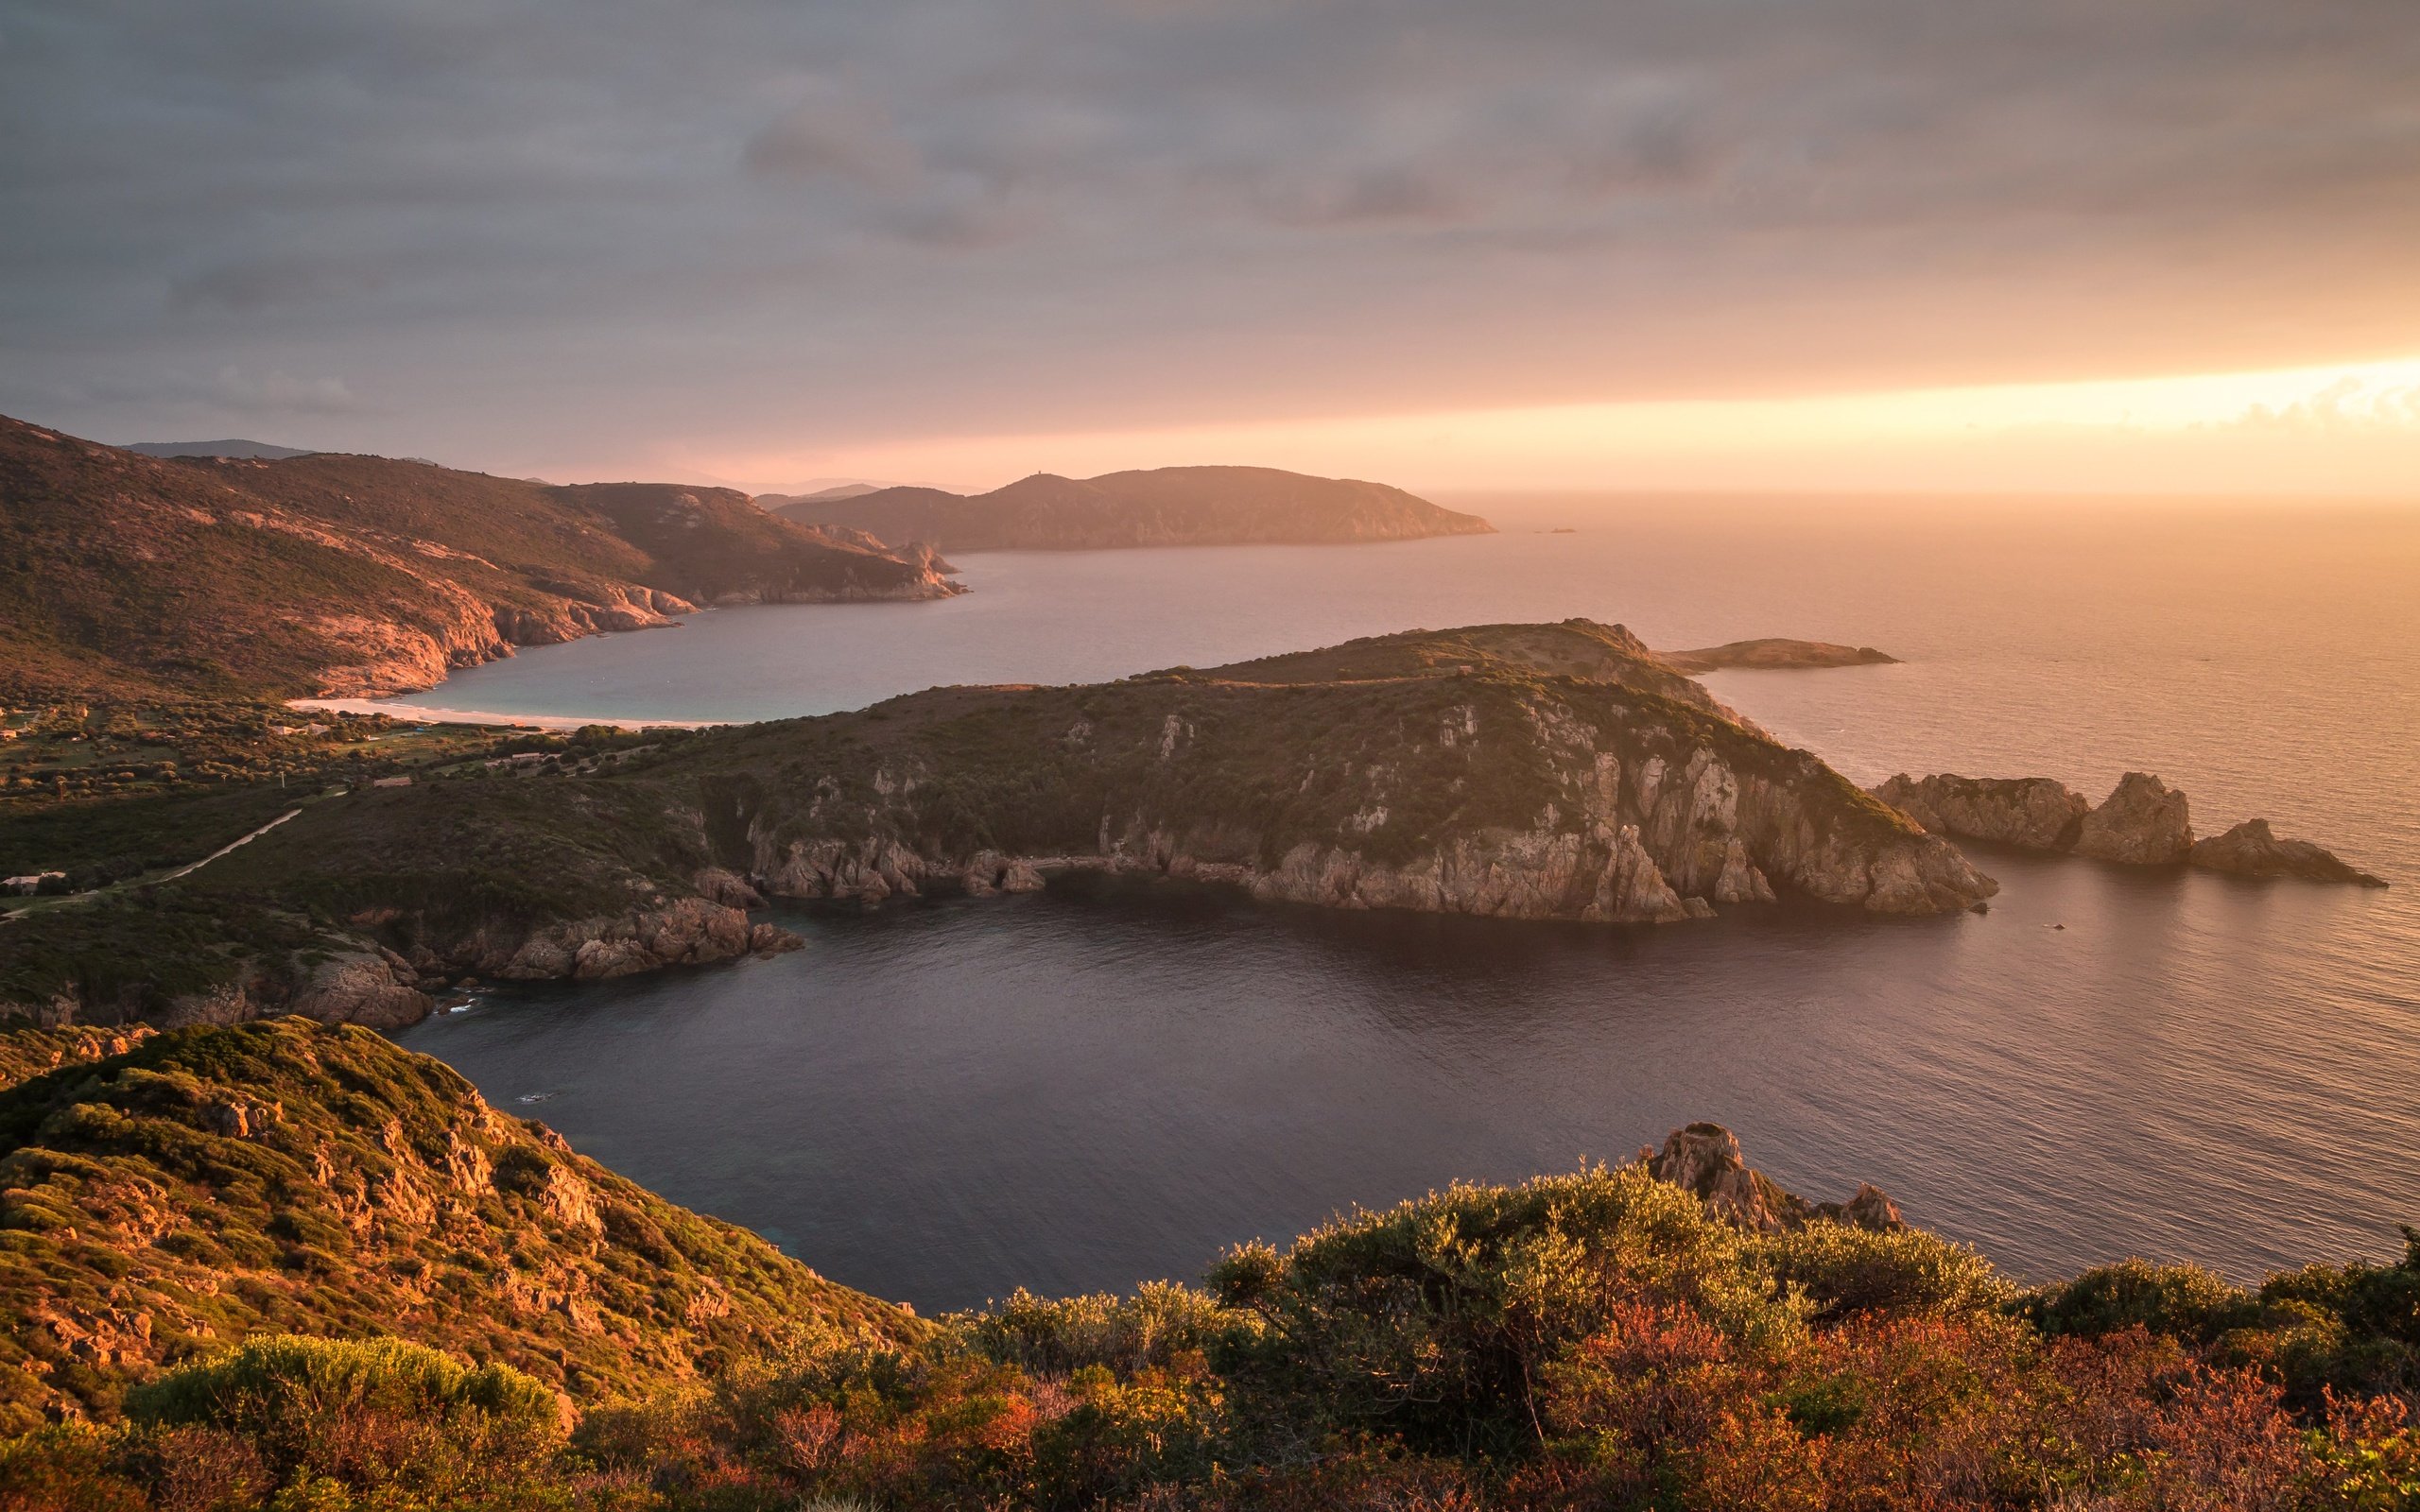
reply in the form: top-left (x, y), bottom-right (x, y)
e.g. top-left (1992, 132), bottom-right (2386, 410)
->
top-left (0, 414), bottom-right (960, 702)
top-left (765, 463), bottom-right (1495, 551)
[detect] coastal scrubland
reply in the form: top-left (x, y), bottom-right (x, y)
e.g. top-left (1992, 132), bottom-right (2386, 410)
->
top-left (0, 1019), bottom-right (2412, 1511)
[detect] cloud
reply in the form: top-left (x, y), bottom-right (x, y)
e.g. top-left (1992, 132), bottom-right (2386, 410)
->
top-left (3, 0), bottom-right (2419, 477)
top-left (743, 84), bottom-right (923, 191)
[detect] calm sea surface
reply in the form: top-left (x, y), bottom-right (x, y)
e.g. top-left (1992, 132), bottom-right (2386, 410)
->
top-left (394, 494), bottom-right (2420, 1310)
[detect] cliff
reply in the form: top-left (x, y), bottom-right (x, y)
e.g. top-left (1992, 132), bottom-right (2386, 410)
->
top-left (1, 622), bottom-right (1996, 1030)
top-left (1873, 770), bottom-right (2385, 885)
top-left (0, 1020), bottom-right (915, 1432)
top-left (764, 464), bottom-right (1495, 551)
top-left (0, 414), bottom-right (960, 703)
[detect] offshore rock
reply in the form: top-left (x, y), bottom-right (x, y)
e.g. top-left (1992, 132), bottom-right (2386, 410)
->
top-left (2073, 772), bottom-right (2194, 865)
top-left (2189, 819), bottom-right (2387, 887)
top-left (1871, 773), bottom-right (2090, 852)
top-left (1639, 1123), bottom-right (1905, 1233)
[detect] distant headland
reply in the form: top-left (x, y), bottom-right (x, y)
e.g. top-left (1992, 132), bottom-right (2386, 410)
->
top-left (761, 464), bottom-right (1495, 551)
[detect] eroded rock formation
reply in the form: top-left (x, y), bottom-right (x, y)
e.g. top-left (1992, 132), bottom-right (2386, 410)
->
top-left (1872, 768), bottom-right (2384, 886)
top-left (1871, 773), bottom-right (2090, 851)
top-left (2072, 772), bottom-right (2194, 865)
top-left (1639, 1122), bottom-right (1904, 1233)
top-left (2189, 819), bottom-right (2387, 887)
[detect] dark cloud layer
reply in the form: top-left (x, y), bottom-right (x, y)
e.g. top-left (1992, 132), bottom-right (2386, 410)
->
top-left (2, 0), bottom-right (2416, 473)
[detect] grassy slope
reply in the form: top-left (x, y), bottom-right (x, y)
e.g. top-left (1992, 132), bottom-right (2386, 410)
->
top-left (0, 1020), bottom-right (916, 1433)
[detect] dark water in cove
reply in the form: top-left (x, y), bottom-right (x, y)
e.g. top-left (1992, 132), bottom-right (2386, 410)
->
top-left (395, 495), bottom-right (2420, 1310)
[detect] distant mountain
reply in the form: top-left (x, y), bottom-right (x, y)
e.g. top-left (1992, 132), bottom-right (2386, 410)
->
top-left (124, 438), bottom-right (317, 460)
top-left (765, 464), bottom-right (1495, 551)
top-left (756, 481), bottom-right (888, 507)
top-left (0, 414), bottom-right (961, 702)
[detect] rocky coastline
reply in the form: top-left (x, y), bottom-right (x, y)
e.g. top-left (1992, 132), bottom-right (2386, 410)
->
top-left (1872, 770), bottom-right (2383, 885)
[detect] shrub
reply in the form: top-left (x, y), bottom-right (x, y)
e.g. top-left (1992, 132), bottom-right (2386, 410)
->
top-left (2024, 1258), bottom-right (2259, 1345)
top-left (123, 1334), bottom-right (564, 1502)
top-left (1756, 1220), bottom-right (2014, 1323)
top-left (959, 1281), bottom-right (1248, 1376)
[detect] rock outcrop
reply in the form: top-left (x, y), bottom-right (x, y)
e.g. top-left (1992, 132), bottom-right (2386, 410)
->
top-left (2188, 819), bottom-right (2387, 887)
top-left (1871, 773), bottom-right (2090, 851)
top-left (1639, 1123), bottom-right (1904, 1233)
top-left (1873, 767), bottom-right (2383, 886)
top-left (421, 898), bottom-right (803, 988)
top-left (2071, 772), bottom-right (2194, 865)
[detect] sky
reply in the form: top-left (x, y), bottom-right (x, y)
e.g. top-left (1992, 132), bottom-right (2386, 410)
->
top-left (3, 0), bottom-right (2418, 495)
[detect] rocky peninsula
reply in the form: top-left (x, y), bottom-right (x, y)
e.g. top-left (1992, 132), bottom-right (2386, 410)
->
top-left (1872, 770), bottom-right (2384, 885)
top-left (2, 620), bottom-right (1995, 1029)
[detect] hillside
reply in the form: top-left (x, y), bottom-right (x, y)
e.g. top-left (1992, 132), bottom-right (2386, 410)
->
top-left (0, 414), bottom-right (960, 702)
top-left (1, 620), bottom-right (1994, 1029)
top-left (0, 1019), bottom-right (914, 1431)
top-left (765, 464), bottom-right (1495, 551)
top-left (123, 439), bottom-right (316, 460)
top-left (4, 1028), bottom-right (2413, 1509)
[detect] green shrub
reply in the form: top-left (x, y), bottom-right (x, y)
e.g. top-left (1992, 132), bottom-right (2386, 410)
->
top-left (959, 1280), bottom-right (1248, 1376)
top-left (124, 1334), bottom-right (564, 1501)
top-left (2024, 1258), bottom-right (2260, 1344)
top-left (1756, 1220), bottom-right (2013, 1323)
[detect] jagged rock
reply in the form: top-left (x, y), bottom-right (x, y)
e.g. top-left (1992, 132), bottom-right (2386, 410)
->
top-left (2189, 819), bottom-right (2387, 887)
top-left (2073, 772), bottom-right (2194, 865)
top-left (692, 866), bottom-right (766, 908)
top-left (1640, 1122), bottom-right (1904, 1233)
top-left (1871, 773), bottom-right (2090, 851)
top-left (288, 950), bottom-right (434, 1029)
top-left (747, 921), bottom-right (804, 954)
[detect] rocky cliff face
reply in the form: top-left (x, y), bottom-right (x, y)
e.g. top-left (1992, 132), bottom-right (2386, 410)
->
top-left (1871, 773), bottom-right (2090, 851)
top-left (1640, 1123), bottom-right (1904, 1233)
top-left (2072, 772), bottom-right (2194, 865)
top-left (716, 664), bottom-right (1997, 922)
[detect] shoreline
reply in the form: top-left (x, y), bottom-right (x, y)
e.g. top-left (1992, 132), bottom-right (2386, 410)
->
top-left (288, 697), bottom-right (723, 731)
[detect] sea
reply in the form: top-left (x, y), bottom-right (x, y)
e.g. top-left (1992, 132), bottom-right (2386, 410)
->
top-left (392, 492), bottom-right (2420, 1313)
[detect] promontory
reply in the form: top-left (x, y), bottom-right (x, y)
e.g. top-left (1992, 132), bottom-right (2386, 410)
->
top-left (2, 619), bottom-right (1995, 1029)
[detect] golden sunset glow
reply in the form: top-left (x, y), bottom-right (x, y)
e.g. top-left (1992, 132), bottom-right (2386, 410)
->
top-left (688, 354), bottom-right (2420, 497)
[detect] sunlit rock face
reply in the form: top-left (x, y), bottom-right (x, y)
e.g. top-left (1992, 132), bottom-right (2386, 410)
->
top-left (2072, 771), bottom-right (2195, 865)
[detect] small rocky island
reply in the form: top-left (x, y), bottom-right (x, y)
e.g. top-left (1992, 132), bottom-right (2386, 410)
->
top-left (1657, 639), bottom-right (1899, 674)
top-left (1872, 771), bottom-right (2384, 885)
